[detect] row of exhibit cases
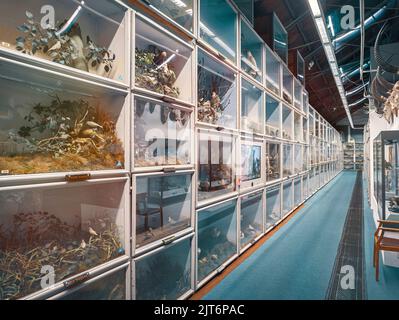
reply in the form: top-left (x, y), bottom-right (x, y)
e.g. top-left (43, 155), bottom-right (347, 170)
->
top-left (5, 165), bottom-right (341, 300)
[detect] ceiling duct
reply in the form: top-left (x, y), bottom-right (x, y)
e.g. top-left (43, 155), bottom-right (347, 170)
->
top-left (374, 21), bottom-right (399, 75)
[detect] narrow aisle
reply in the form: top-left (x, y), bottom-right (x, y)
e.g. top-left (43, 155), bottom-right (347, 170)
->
top-left (203, 171), bottom-right (358, 300)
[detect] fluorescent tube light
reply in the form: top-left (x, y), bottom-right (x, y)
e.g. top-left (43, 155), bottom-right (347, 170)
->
top-left (315, 18), bottom-right (329, 43)
top-left (308, 0), bottom-right (322, 17)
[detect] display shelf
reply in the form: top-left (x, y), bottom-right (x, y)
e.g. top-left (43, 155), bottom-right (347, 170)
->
top-left (282, 104), bottom-right (293, 140)
top-left (293, 80), bottom-right (302, 111)
top-left (282, 66), bottom-right (293, 105)
top-left (0, 0), bottom-right (128, 85)
top-left (197, 199), bottom-right (237, 284)
top-left (0, 56), bottom-right (128, 181)
top-left (133, 95), bottom-right (192, 169)
top-left (240, 190), bottom-right (263, 250)
top-left (241, 77), bottom-right (264, 134)
top-left (294, 144), bottom-right (302, 175)
top-left (240, 137), bottom-right (263, 189)
top-left (199, 0), bottom-right (237, 63)
top-left (265, 46), bottom-right (281, 97)
top-left (294, 177), bottom-right (302, 207)
top-left (282, 180), bottom-right (293, 216)
top-left (266, 141), bottom-right (281, 182)
top-left (282, 144), bottom-right (293, 177)
top-left (294, 112), bottom-right (302, 142)
top-left (197, 48), bottom-right (238, 129)
top-left (240, 19), bottom-right (263, 83)
top-left (0, 177), bottom-right (129, 300)
top-left (265, 94), bottom-right (281, 138)
top-left (133, 171), bottom-right (193, 250)
top-left (134, 13), bottom-right (194, 105)
top-left (134, 233), bottom-right (193, 300)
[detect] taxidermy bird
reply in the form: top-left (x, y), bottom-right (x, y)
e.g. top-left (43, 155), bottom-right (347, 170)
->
top-left (68, 23), bottom-right (88, 71)
top-left (247, 50), bottom-right (259, 77)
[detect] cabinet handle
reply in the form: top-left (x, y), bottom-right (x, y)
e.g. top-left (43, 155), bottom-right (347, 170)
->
top-left (162, 236), bottom-right (176, 245)
top-left (63, 272), bottom-right (91, 289)
top-left (163, 167), bottom-right (176, 173)
top-left (65, 173), bottom-right (91, 182)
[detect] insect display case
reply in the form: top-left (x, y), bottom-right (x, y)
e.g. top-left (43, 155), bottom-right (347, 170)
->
top-left (197, 49), bottom-right (237, 129)
top-left (282, 104), bottom-right (293, 140)
top-left (294, 144), bottom-right (302, 175)
top-left (240, 19), bottom-right (263, 83)
top-left (294, 177), bottom-right (302, 207)
top-left (133, 171), bottom-right (193, 251)
top-left (197, 199), bottom-right (237, 285)
top-left (134, 233), bottom-right (193, 300)
top-left (241, 77), bottom-right (263, 134)
top-left (240, 137), bottom-right (263, 189)
top-left (265, 184), bottom-right (281, 230)
top-left (0, 0), bottom-right (128, 85)
top-left (282, 66), bottom-right (293, 105)
top-left (199, 0), bottom-right (237, 62)
top-left (282, 144), bottom-right (293, 177)
top-left (240, 190), bottom-right (263, 250)
top-left (133, 95), bottom-right (192, 169)
top-left (293, 80), bottom-right (302, 111)
top-left (0, 177), bottom-right (129, 300)
top-left (198, 129), bottom-right (236, 203)
top-left (294, 112), bottom-right (302, 142)
top-left (282, 180), bottom-right (293, 217)
top-left (265, 46), bottom-right (281, 97)
top-left (265, 94), bottom-right (281, 138)
top-left (266, 141), bottom-right (281, 182)
top-left (0, 58), bottom-right (128, 179)
top-left (134, 13), bottom-right (194, 105)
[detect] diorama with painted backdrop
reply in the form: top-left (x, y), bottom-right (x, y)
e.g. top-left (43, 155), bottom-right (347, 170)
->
top-left (240, 142), bottom-right (262, 186)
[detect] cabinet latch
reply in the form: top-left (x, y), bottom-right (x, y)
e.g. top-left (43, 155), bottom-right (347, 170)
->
top-left (65, 173), bottom-right (91, 182)
top-left (163, 167), bottom-right (176, 173)
top-left (162, 235), bottom-right (176, 245)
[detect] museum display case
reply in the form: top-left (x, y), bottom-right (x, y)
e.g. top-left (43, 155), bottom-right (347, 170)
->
top-left (283, 144), bottom-right (293, 177)
top-left (282, 66), bottom-right (293, 105)
top-left (135, 14), bottom-right (194, 104)
top-left (133, 95), bottom-right (192, 168)
top-left (294, 80), bottom-right (302, 111)
top-left (240, 139), bottom-right (263, 189)
top-left (197, 49), bottom-right (237, 129)
top-left (134, 234), bottom-right (192, 300)
top-left (373, 131), bottom-right (399, 220)
top-left (240, 190), bottom-right (263, 249)
top-left (294, 112), bottom-right (302, 142)
top-left (294, 177), bottom-right (302, 207)
top-left (198, 129), bottom-right (236, 202)
top-left (294, 144), bottom-right (302, 175)
top-left (265, 46), bottom-right (281, 97)
top-left (134, 172), bottom-right (192, 249)
top-left (266, 142), bottom-right (280, 182)
top-left (0, 178), bottom-right (128, 300)
top-left (265, 95), bottom-right (281, 138)
top-left (197, 199), bottom-right (237, 284)
top-left (240, 19), bottom-right (263, 83)
top-left (282, 180), bottom-right (293, 216)
top-left (241, 78), bottom-right (263, 134)
top-left (0, 0), bottom-right (128, 84)
top-left (199, 0), bottom-right (237, 62)
top-left (282, 105), bottom-right (293, 140)
top-left (265, 184), bottom-right (281, 230)
top-left (0, 59), bottom-right (127, 178)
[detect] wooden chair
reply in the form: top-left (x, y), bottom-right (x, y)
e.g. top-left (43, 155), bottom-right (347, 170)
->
top-left (373, 219), bottom-right (399, 281)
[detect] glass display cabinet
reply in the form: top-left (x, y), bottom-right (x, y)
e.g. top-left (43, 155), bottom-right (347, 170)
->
top-left (265, 95), bottom-right (281, 138)
top-left (241, 19), bottom-right (263, 83)
top-left (294, 112), bottom-right (302, 142)
top-left (197, 49), bottom-right (237, 129)
top-left (241, 78), bottom-right (263, 134)
top-left (197, 199), bottom-right (237, 284)
top-left (199, 0), bottom-right (237, 62)
top-left (240, 190), bottom-right (263, 249)
top-left (294, 178), bottom-right (302, 207)
top-left (198, 129), bottom-right (236, 202)
top-left (373, 131), bottom-right (399, 220)
top-left (294, 144), bottom-right (302, 175)
top-left (282, 180), bottom-right (293, 216)
top-left (294, 80), bottom-right (302, 111)
top-left (134, 172), bottom-right (192, 250)
top-left (240, 139), bottom-right (263, 189)
top-left (272, 14), bottom-right (288, 63)
top-left (265, 46), bottom-right (281, 97)
top-left (266, 184), bottom-right (281, 230)
top-left (0, 0), bottom-right (128, 83)
top-left (0, 178), bottom-right (128, 300)
top-left (0, 59), bottom-right (127, 178)
top-left (133, 95), bottom-right (192, 168)
top-left (283, 144), bottom-right (293, 177)
top-left (134, 234), bottom-right (192, 300)
top-left (282, 105), bottom-right (293, 140)
top-left (135, 14), bottom-right (194, 104)
top-left (266, 142), bottom-right (281, 182)
top-left (282, 66), bottom-right (293, 105)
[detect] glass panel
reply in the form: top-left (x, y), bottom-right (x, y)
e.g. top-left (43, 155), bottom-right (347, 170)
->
top-left (266, 185), bottom-right (281, 229)
top-left (294, 178), bottom-right (301, 207)
top-left (0, 180), bottom-right (126, 300)
top-left (199, 0), bottom-right (237, 61)
top-left (385, 140), bottom-right (399, 215)
top-left (303, 92), bottom-right (309, 115)
top-left (294, 144), bottom-right (302, 174)
top-left (282, 181), bottom-right (293, 215)
top-left (144, 0), bottom-right (193, 32)
top-left (58, 267), bottom-right (126, 300)
top-left (135, 236), bottom-right (192, 300)
top-left (309, 114), bottom-right (314, 136)
top-left (294, 81), bottom-right (302, 111)
top-left (198, 130), bottom-right (235, 201)
top-left (303, 146), bottom-right (308, 172)
top-left (241, 78), bottom-right (263, 134)
top-left (273, 15), bottom-right (288, 62)
top-left (135, 173), bottom-right (192, 248)
top-left (265, 95), bottom-right (280, 138)
top-left (134, 97), bottom-right (191, 168)
top-left (303, 175), bottom-right (309, 199)
top-left (282, 67), bottom-right (293, 104)
top-left (197, 200), bottom-right (237, 282)
top-left (294, 112), bottom-right (302, 142)
top-left (135, 16), bottom-right (193, 103)
top-left (303, 117), bottom-right (308, 143)
top-left (198, 49), bottom-right (237, 129)
top-left (283, 144), bottom-right (293, 177)
top-left (241, 20), bottom-right (262, 82)
top-left (233, 0), bottom-right (253, 24)
top-left (0, 64), bottom-right (125, 176)
top-left (0, 0), bottom-right (127, 81)
top-left (282, 105), bottom-right (292, 140)
top-left (297, 54), bottom-right (305, 85)
top-left (266, 142), bottom-right (280, 182)
top-left (240, 191), bottom-right (263, 248)
top-left (265, 46), bottom-right (281, 96)
top-left (240, 143), bottom-right (261, 182)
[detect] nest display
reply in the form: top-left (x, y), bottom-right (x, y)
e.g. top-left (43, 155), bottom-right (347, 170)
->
top-left (198, 164), bottom-right (233, 192)
top-left (0, 96), bottom-right (124, 175)
top-left (266, 125), bottom-right (279, 137)
top-left (0, 211), bottom-right (124, 300)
